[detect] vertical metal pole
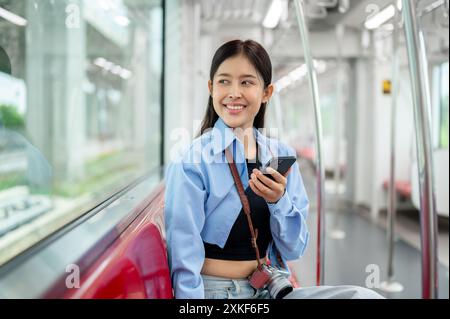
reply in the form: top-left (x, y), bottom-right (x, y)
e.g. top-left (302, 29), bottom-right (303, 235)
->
top-left (294, 0), bottom-right (326, 286)
top-left (330, 24), bottom-right (346, 240)
top-left (160, 0), bottom-right (166, 175)
top-left (333, 25), bottom-right (343, 202)
top-left (388, 6), bottom-right (400, 286)
top-left (402, 0), bottom-right (439, 299)
top-left (380, 6), bottom-right (404, 293)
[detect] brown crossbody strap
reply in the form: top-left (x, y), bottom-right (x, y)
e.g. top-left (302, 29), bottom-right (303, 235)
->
top-left (224, 147), bottom-right (263, 270)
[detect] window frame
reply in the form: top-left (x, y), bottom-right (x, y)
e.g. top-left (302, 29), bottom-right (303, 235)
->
top-left (0, 0), bottom-right (166, 285)
top-left (0, 170), bottom-right (163, 298)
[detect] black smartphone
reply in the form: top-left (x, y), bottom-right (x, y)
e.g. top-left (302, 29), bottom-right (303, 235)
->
top-left (260, 156), bottom-right (297, 180)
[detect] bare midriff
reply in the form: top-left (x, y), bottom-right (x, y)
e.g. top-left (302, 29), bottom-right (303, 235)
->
top-left (201, 256), bottom-right (268, 279)
top-left (200, 135), bottom-right (264, 279)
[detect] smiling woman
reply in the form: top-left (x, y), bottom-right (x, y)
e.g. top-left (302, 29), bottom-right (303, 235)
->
top-left (164, 39), bottom-right (384, 300)
top-left (199, 40), bottom-right (274, 138)
top-left (210, 55), bottom-right (273, 129)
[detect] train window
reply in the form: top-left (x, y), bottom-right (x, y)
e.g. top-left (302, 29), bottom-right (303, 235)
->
top-left (438, 62), bottom-right (449, 149)
top-left (0, 0), bottom-right (163, 265)
top-left (433, 61), bottom-right (449, 149)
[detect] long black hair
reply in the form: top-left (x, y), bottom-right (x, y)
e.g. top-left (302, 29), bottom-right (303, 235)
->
top-left (198, 39), bottom-right (272, 136)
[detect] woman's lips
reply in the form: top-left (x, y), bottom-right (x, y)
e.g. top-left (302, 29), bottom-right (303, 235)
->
top-left (223, 104), bottom-right (246, 115)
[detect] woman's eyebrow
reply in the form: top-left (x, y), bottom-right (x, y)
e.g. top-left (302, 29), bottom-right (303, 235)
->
top-left (240, 74), bottom-right (258, 79)
top-left (216, 73), bottom-right (258, 79)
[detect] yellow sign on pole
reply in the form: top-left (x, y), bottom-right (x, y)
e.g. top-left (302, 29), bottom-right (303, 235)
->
top-left (383, 80), bottom-right (392, 95)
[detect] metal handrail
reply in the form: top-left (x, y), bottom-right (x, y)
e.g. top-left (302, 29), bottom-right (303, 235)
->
top-left (294, 0), bottom-right (326, 286)
top-left (380, 5), bottom-right (405, 294)
top-left (388, 5), bottom-right (400, 286)
top-left (402, 0), bottom-right (439, 299)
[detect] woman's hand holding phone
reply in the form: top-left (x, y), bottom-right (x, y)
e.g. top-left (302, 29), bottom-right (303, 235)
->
top-left (248, 167), bottom-right (292, 204)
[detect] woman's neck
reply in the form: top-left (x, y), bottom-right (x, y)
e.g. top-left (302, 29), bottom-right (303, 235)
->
top-left (233, 124), bottom-right (257, 160)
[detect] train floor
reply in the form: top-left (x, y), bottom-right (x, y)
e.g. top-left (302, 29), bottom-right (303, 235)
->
top-left (292, 159), bottom-right (449, 299)
top-left (291, 202), bottom-right (449, 299)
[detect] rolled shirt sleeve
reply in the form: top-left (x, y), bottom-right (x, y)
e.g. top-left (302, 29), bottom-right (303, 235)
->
top-left (164, 160), bottom-right (206, 299)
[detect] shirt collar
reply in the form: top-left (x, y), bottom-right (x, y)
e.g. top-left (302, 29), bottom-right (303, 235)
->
top-left (211, 117), bottom-right (274, 166)
top-left (211, 117), bottom-right (236, 156)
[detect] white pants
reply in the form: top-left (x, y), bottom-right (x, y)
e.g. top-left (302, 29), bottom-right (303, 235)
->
top-left (202, 274), bottom-right (384, 299)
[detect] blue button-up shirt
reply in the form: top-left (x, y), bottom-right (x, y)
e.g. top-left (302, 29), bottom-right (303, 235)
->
top-left (164, 117), bottom-right (310, 299)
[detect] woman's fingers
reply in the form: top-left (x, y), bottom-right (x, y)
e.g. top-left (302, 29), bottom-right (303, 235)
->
top-left (251, 172), bottom-right (274, 195)
top-left (264, 167), bottom-right (287, 185)
top-left (249, 180), bottom-right (264, 197)
top-left (252, 169), bottom-right (277, 188)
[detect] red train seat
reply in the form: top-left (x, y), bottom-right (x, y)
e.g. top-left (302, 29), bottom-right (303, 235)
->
top-left (383, 180), bottom-right (412, 199)
top-left (64, 184), bottom-right (174, 299)
top-left (63, 182), bottom-right (300, 298)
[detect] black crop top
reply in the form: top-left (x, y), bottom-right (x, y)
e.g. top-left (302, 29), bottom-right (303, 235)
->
top-left (203, 155), bottom-right (273, 261)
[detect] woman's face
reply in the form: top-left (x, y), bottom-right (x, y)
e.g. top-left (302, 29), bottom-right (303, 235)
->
top-left (208, 54), bottom-right (273, 130)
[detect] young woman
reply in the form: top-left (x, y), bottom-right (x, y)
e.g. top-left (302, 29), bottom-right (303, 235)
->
top-left (164, 39), bottom-right (383, 299)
